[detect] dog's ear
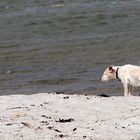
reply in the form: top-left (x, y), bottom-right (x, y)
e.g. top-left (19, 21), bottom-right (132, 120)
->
top-left (109, 65), bottom-right (113, 70)
top-left (108, 65), bottom-right (115, 73)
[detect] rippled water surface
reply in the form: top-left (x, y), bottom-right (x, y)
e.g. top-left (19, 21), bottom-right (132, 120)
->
top-left (0, 0), bottom-right (140, 95)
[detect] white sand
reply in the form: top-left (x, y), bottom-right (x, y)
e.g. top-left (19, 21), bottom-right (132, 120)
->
top-left (1, 93), bottom-right (140, 140)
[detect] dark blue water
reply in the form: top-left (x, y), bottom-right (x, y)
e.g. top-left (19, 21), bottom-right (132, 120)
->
top-left (0, 0), bottom-right (140, 95)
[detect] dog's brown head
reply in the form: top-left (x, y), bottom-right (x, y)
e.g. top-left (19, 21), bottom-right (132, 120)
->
top-left (101, 65), bottom-right (116, 82)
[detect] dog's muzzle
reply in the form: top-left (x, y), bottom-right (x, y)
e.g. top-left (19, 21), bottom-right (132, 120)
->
top-left (101, 75), bottom-right (108, 82)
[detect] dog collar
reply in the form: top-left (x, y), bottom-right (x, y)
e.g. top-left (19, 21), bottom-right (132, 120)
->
top-left (116, 67), bottom-right (121, 81)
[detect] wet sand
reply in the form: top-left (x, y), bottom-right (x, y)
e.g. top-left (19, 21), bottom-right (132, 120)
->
top-left (1, 93), bottom-right (140, 140)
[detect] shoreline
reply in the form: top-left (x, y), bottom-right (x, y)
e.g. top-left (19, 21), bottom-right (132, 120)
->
top-left (1, 93), bottom-right (140, 140)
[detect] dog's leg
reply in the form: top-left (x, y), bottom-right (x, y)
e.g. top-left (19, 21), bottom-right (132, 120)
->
top-left (131, 86), bottom-right (134, 95)
top-left (128, 85), bottom-right (133, 96)
top-left (123, 84), bottom-right (129, 96)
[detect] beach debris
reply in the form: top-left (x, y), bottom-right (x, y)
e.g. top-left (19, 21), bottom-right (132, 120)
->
top-left (83, 136), bottom-right (87, 139)
top-left (59, 134), bottom-right (65, 138)
top-left (57, 134), bottom-right (68, 138)
top-left (41, 115), bottom-right (47, 118)
top-left (13, 111), bottom-right (23, 118)
top-left (63, 96), bottom-right (69, 99)
top-left (41, 115), bottom-right (51, 119)
top-left (34, 127), bottom-right (44, 134)
top-left (40, 121), bottom-right (49, 125)
top-left (56, 92), bottom-right (64, 94)
top-left (21, 122), bottom-right (31, 128)
top-left (73, 128), bottom-right (77, 131)
top-left (6, 123), bottom-right (13, 126)
top-left (8, 107), bottom-right (22, 110)
top-left (47, 126), bottom-right (62, 133)
top-left (122, 126), bottom-right (126, 129)
top-left (7, 106), bottom-right (29, 110)
top-left (97, 94), bottom-right (110, 97)
top-left (95, 120), bottom-right (99, 123)
top-left (43, 101), bottom-right (49, 104)
top-left (54, 129), bottom-right (62, 133)
top-left (56, 118), bottom-right (74, 123)
top-left (41, 121), bottom-right (48, 123)
top-left (47, 126), bottom-right (54, 130)
top-left (30, 104), bottom-right (35, 107)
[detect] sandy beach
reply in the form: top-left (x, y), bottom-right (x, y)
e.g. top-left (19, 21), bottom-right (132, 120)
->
top-left (1, 93), bottom-right (140, 140)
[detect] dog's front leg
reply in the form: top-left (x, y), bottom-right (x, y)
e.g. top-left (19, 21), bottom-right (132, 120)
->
top-left (123, 84), bottom-right (129, 96)
top-left (128, 85), bottom-right (134, 96)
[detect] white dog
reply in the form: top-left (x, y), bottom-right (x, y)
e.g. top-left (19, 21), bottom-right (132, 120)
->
top-left (101, 64), bottom-right (140, 96)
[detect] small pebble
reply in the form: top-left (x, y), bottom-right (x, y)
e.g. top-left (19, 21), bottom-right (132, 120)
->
top-left (83, 136), bottom-right (87, 139)
top-left (30, 104), bottom-right (35, 107)
top-left (73, 128), bottom-right (77, 131)
top-left (59, 134), bottom-right (64, 138)
top-left (122, 126), bottom-right (125, 129)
